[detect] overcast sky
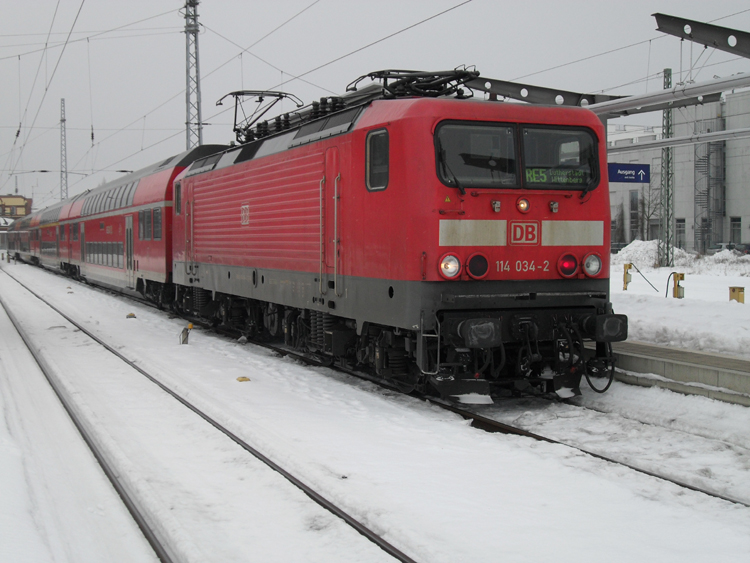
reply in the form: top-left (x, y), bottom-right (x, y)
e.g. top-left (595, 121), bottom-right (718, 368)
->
top-left (1, 0), bottom-right (749, 210)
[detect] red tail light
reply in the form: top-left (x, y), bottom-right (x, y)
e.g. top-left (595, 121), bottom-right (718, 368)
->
top-left (558, 254), bottom-right (578, 277)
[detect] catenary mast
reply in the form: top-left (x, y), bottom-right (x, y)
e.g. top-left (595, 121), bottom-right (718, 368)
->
top-left (60, 98), bottom-right (68, 201)
top-left (184, 0), bottom-right (203, 149)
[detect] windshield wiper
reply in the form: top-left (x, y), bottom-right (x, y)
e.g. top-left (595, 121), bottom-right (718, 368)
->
top-left (436, 138), bottom-right (465, 195)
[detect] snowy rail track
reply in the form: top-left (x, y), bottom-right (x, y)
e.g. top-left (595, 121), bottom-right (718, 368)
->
top-left (6, 263), bottom-right (750, 511)
top-left (0, 267), bottom-right (416, 563)
top-left (448, 398), bottom-right (750, 508)
top-left (3, 261), bottom-right (750, 562)
top-left (257, 345), bottom-right (750, 510)
top-left (0, 284), bottom-right (172, 562)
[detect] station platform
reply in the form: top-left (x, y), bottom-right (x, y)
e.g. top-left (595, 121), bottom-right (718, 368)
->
top-left (608, 340), bottom-right (750, 407)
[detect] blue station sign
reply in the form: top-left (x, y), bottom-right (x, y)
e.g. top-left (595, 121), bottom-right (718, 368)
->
top-left (608, 163), bottom-right (650, 183)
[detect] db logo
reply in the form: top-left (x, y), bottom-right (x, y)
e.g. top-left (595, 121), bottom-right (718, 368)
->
top-left (509, 221), bottom-right (539, 245)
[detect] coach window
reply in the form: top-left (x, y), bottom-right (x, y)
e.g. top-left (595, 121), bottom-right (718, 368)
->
top-left (138, 211), bottom-right (145, 240)
top-left (126, 181), bottom-right (139, 206)
top-left (153, 208), bottom-right (162, 240)
top-left (174, 182), bottom-right (182, 215)
top-left (145, 209), bottom-right (152, 240)
top-left (365, 129), bottom-right (389, 191)
top-left (113, 185), bottom-right (124, 208)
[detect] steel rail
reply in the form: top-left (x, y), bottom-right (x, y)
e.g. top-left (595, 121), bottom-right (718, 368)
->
top-left (0, 277), bottom-right (174, 563)
top-left (8, 262), bottom-right (748, 512)
top-left (236, 338), bottom-right (750, 510)
top-left (426, 398), bottom-right (750, 509)
top-left (1, 267), bottom-right (419, 563)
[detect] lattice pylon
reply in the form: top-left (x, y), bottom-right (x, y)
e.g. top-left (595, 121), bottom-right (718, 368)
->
top-left (184, 0), bottom-right (203, 149)
top-left (60, 98), bottom-right (68, 201)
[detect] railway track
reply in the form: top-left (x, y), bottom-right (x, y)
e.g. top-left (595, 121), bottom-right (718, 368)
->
top-left (3, 262), bottom-right (748, 549)
top-left (0, 267), bottom-right (418, 563)
top-left (195, 308), bottom-right (750, 510)
top-left (0, 279), bottom-right (173, 562)
top-left (314, 358), bottom-right (750, 509)
top-left (436, 398), bottom-right (750, 509)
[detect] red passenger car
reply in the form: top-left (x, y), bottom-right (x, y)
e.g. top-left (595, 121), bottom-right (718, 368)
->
top-left (9, 146), bottom-right (225, 299)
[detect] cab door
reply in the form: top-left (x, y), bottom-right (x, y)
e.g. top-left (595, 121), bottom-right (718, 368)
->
top-left (322, 147), bottom-right (342, 296)
top-left (185, 180), bottom-right (196, 276)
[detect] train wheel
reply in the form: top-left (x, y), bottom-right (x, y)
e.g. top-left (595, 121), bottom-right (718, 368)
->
top-left (263, 303), bottom-right (283, 339)
top-left (390, 369), bottom-right (420, 394)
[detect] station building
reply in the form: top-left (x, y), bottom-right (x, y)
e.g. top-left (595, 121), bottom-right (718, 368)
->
top-left (0, 195), bottom-right (32, 249)
top-left (607, 89), bottom-right (750, 253)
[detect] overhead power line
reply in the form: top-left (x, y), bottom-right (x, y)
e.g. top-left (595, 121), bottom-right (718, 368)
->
top-left (2, 0), bottom-right (86, 191)
top-left (273, 0), bottom-right (475, 89)
top-left (66, 0), bottom-right (477, 194)
top-left (66, 0), bottom-right (327, 178)
top-left (0, 8), bottom-right (179, 62)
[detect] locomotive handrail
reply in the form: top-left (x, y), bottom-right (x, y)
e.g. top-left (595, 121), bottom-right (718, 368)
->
top-left (319, 176), bottom-right (327, 296)
top-left (334, 173), bottom-right (342, 297)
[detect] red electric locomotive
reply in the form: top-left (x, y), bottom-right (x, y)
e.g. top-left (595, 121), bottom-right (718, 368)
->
top-left (10, 69), bottom-right (627, 402)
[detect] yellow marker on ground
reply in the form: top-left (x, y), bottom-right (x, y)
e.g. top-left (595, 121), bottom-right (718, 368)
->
top-left (672, 273), bottom-right (685, 299)
top-left (730, 287), bottom-right (745, 303)
top-left (623, 263), bottom-right (632, 290)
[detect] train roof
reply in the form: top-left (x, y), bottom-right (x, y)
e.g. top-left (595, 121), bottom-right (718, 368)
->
top-left (181, 93), bottom-right (604, 182)
top-left (19, 144), bottom-right (227, 227)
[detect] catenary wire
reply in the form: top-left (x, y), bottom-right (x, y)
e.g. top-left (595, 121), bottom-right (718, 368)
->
top-left (0, 9), bottom-right (179, 62)
top-left (68, 0), bottom-right (477, 193)
top-left (63, 1), bottom-right (325, 188)
top-left (2, 0), bottom-right (86, 191)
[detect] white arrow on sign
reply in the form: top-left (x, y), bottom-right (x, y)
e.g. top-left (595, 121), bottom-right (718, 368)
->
top-left (638, 170), bottom-right (646, 180)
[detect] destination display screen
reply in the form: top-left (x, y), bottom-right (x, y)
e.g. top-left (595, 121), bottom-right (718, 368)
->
top-left (522, 127), bottom-right (597, 188)
top-left (524, 167), bottom-right (589, 185)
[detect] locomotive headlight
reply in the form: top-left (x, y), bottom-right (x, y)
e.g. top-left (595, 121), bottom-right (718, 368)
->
top-left (516, 197), bottom-right (531, 213)
top-left (583, 253), bottom-right (602, 277)
top-left (439, 254), bottom-right (461, 279)
top-left (557, 253), bottom-right (578, 277)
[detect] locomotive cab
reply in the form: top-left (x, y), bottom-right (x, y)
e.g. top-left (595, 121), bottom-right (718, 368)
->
top-left (347, 95), bottom-right (628, 402)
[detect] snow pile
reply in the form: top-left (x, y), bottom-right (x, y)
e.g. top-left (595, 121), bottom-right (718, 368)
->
top-left (608, 240), bottom-right (750, 359)
top-left (611, 239), bottom-right (750, 276)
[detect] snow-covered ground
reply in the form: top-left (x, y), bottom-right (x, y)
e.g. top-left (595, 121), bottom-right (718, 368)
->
top-left (610, 240), bottom-right (750, 359)
top-left (1, 243), bottom-right (749, 562)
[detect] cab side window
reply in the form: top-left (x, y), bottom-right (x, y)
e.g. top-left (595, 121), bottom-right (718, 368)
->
top-left (366, 129), bottom-right (389, 191)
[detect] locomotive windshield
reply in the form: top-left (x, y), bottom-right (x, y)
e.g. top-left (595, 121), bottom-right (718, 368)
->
top-left (436, 123), bottom-right (517, 188)
top-left (521, 127), bottom-right (597, 188)
top-left (435, 122), bottom-right (597, 190)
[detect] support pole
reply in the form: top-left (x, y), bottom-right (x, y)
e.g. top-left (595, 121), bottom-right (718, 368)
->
top-left (658, 69), bottom-right (674, 267)
top-left (60, 98), bottom-right (68, 201)
top-left (184, 0), bottom-right (203, 149)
